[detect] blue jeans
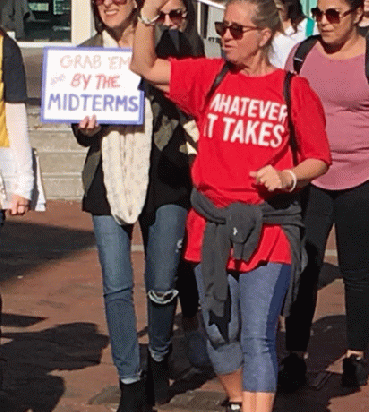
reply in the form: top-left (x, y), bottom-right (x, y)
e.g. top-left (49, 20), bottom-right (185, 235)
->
top-left (93, 204), bottom-right (188, 383)
top-left (195, 263), bottom-right (290, 393)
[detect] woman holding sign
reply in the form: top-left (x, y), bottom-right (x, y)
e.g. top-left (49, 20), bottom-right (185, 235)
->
top-left (130, 0), bottom-right (331, 410)
top-left (72, 0), bottom-right (204, 411)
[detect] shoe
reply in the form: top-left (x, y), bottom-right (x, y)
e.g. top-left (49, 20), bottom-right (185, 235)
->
top-left (146, 352), bottom-right (170, 405)
top-left (117, 378), bottom-right (146, 412)
top-left (185, 330), bottom-right (212, 369)
top-left (278, 353), bottom-right (307, 393)
top-left (223, 399), bottom-right (242, 411)
top-left (342, 355), bottom-right (368, 387)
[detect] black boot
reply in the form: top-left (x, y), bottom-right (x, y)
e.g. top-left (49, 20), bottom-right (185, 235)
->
top-left (146, 352), bottom-right (170, 405)
top-left (117, 378), bottom-right (146, 412)
top-left (278, 353), bottom-right (307, 393)
top-left (342, 355), bottom-right (368, 387)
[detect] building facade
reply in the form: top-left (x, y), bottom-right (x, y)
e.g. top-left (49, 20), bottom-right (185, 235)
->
top-left (6, 0), bottom-right (315, 47)
top-left (1, 0), bottom-right (93, 46)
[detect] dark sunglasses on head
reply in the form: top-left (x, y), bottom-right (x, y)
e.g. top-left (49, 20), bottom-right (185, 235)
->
top-left (311, 7), bottom-right (355, 24)
top-left (156, 9), bottom-right (187, 24)
top-left (214, 21), bottom-right (259, 39)
top-left (94, 0), bottom-right (127, 5)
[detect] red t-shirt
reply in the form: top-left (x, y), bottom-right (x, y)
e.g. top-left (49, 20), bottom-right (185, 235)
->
top-left (168, 58), bottom-right (331, 272)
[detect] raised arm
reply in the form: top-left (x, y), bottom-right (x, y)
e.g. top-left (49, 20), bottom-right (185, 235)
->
top-left (130, 0), bottom-right (171, 92)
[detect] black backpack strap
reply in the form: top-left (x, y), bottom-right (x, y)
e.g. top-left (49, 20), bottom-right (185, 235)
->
top-left (293, 34), bottom-right (320, 74)
top-left (204, 60), bottom-right (232, 107)
top-left (294, 34), bottom-right (369, 82)
top-left (283, 71), bottom-right (299, 165)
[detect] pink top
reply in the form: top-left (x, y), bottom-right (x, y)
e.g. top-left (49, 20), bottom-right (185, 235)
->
top-left (286, 45), bottom-right (369, 190)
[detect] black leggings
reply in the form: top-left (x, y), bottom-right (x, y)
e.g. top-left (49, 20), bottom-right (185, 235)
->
top-left (285, 181), bottom-right (369, 352)
top-left (177, 259), bottom-right (199, 319)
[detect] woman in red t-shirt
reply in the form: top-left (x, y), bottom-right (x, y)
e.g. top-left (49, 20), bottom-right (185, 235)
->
top-left (131, 0), bottom-right (331, 411)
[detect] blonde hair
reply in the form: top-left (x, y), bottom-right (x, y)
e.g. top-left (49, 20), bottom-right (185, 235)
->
top-left (225, 0), bottom-right (282, 54)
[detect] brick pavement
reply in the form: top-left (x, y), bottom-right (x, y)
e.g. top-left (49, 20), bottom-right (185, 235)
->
top-left (0, 200), bottom-right (368, 412)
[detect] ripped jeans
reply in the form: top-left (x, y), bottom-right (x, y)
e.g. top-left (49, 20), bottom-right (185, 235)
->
top-left (93, 204), bottom-right (187, 383)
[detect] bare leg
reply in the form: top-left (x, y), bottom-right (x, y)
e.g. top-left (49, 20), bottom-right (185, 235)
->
top-left (242, 391), bottom-right (274, 412)
top-left (218, 369), bottom-right (243, 404)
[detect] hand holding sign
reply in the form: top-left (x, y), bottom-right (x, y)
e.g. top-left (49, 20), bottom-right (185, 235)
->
top-left (78, 115), bottom-right (102, 138)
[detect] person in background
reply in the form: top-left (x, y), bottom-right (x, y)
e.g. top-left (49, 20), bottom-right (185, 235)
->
top-left (270, 0), bottom-right (317, 67)
top-left (0, 0), bottom-right (33, 40)
top-left (130, 0), bottom-right (331, 410)
top-left (142, 0), bottom-right (211, 373)
top-left (0, 25), bottom-right (35, 405)
top-left (72, 0), bottom-right (204, 410)
top-left (359, 0), bottom-right (369, 34)
top-left (280, 0), bottom-right (369, 392)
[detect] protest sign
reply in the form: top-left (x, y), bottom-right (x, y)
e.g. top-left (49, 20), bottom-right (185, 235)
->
top-left (41, 47), bottom-right (144, 125)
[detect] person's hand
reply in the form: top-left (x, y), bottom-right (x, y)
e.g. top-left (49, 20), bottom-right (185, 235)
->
top-left (141, 0), bottom-right (171, 17)
top-left (364, 0), bottom-right (369, 15)
top-left (249, 165), bottom-right (293, 192)
top-left (8, 194), bottom-right (30, 215)
top-left (78, 115), bottom-right (101, 137)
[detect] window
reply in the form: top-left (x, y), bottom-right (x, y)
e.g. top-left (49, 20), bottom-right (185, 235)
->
top-left (1, 0), bottom-right (71, 42)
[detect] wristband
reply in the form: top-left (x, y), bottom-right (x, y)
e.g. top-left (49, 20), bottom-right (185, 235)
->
top-left (285, 170), bottom-right (297, 192)
top-left (137, 12), bottom-right (160, 26)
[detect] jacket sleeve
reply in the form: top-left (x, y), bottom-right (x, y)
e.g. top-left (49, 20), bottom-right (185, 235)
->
top-left (71, 123), bottom-right (108, 148)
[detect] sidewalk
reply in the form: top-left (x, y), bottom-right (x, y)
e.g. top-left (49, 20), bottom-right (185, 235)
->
top-left (0, 200), bottom-right (368, 412)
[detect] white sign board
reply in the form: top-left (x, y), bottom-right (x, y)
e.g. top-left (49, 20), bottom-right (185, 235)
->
top-left (41, 47), bottom-right (144, 125)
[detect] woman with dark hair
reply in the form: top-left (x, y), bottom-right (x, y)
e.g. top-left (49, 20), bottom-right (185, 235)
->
top-left (359, 0), bottom-right (369, 34)
top-left (72, 1), bottom-right (204, 411)
top-left (270, 0), bottom-right (317, 67)
top-left (130, 0), bottom-right (331, 409)
top-left (280, 0), bottom-right (369, 392)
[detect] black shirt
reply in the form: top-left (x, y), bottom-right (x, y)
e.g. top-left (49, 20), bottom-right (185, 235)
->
top-left (3, 35), bottom-right (27, 102)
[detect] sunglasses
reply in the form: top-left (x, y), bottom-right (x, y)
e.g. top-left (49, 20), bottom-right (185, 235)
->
top-left (94, 0), bottom-right (127, 5)
top-left (214, 21), bottom-right (259, 39)
top-left (311, 7), bottom-right (355, 24)
top-left (156, 9), bottom-right (187, 24)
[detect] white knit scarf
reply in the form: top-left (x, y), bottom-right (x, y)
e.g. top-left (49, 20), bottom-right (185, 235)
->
top-left (101, 31), bottom-right (153, 225)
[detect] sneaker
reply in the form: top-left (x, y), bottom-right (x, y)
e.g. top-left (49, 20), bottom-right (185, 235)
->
top-left (278, 353), bottom-right (307, 393)
top-left (342, 355), bottom-right (368, 387)
top-left (185, 330), bottom-right (212, 369)
top-left (224, 400), bottom-right (242, 411)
